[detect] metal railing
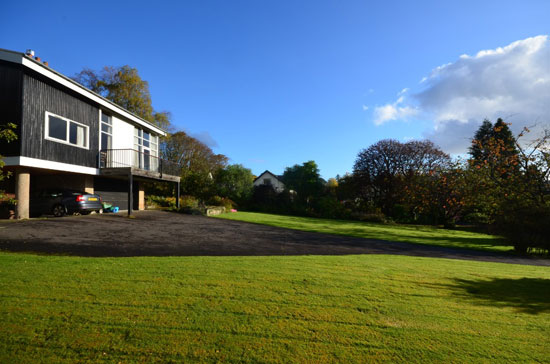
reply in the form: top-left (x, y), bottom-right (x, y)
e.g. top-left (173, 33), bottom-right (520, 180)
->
top-left (99, 149), bottom-right (181, 177)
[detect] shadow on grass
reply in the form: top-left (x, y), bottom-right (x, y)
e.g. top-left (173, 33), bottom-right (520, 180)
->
top-left (451, 278), bottom-right (550, 314)
top-left (397, 235), bottom-right (510, 249)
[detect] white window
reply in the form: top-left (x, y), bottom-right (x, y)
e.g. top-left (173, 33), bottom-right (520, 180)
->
top-left (134, 127), bottom-right (159, 171)
top-left (134, 128), bottom-right (159, 157)
top-left (100, 112), bottom-right (112, 150)
top-left (45, 112), bottom-right (89, 149)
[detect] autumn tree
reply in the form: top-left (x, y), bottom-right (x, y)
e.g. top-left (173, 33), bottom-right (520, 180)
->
top-left (163, 131), bottom-right (228, 200)
top-left (73, 66), bottom-right (171, 129)
top-left (353, 139), bottom-right (450, 217)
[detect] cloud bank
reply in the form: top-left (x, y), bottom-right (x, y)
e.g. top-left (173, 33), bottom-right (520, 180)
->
top-left (375, 35), bottom-right (550, 153)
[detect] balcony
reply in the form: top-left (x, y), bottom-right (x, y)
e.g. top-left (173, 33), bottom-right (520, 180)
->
top-left (99, 149), bottom-right (181, 182)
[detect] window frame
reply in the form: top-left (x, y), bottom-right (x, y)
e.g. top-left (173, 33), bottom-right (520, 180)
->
top-left (134, 127), bottom-right (159, 157)
top-left (99, 110), bottom-right (113, 151)
top-left (44, 111), bottom-right (89, 150)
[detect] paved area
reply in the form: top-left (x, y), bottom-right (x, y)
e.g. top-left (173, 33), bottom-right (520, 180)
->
top-left (0, 210), bottom-right (548, 266)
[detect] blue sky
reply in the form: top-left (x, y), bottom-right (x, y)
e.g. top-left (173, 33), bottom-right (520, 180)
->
top-left (1, 1), bottom-right (549, 178)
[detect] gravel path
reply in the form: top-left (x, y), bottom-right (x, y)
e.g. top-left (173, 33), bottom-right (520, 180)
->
top-left (0, 210), bottom-right (548, 266)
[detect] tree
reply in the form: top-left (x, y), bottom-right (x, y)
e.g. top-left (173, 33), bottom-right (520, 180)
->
top-left (162, 131), bottom-right (228, 200)
top-left (469, 118), bottom-right (518, 172)
top-left (215, 164), bottom-right (254, 206)
top-left (353, 139), bottom-right (450, 216)
top-left (281, 161), bottom-right (324, 205)
top-left (466, 119), bottom-right (521, 220)
top-left (73, 66), bottom-right (170, 129)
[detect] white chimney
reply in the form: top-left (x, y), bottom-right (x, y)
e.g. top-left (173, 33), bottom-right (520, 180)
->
top-left (25, 49), bottom-right (35, 57)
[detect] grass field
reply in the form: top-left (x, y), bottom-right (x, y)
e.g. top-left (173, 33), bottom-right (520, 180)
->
top-left (215, 212), bottom-right (512, 252)
top-left (1, 252), bottom-right (548, 363)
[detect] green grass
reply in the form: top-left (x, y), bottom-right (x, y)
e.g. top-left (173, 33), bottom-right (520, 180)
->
top-left (1, 252), bottom-right (549, 363)
top-left (216, 212), bottom-right (512, 252)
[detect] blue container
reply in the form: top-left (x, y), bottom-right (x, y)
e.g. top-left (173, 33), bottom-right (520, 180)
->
top-left (112, 207), bottom-right (119, 213)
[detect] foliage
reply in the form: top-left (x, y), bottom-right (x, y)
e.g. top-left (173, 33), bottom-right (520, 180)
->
top-left (353, 139), bottom-right (450, 217)
top-left (180, 195), bottom-right (200, 209)
top-left (469, 118), bottom-right (518, 168)
top-left (73, 66), bottom-right (171, 129)
top-left (162, 131), bottom-right (228, 201)
top-left (207, 196), bottom-right (235, 210)
top-left (495, 201), bottom-right (550, 253)
top-left (0, 123), bottom-right (17, 201)
top-left (281, 161), bottom-right (324, 205)
top-left (215, 164), bottom-right (254, 206)
top-left (145, 195), bottom-right (176, 208)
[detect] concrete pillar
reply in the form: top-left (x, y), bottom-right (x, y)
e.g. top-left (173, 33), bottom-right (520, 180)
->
top-left (138, 183), bottom-right (145, 211)
top-left (15, 168), bottom-right (30, 219)
top-left (83, 175), bottom-right (94, 194)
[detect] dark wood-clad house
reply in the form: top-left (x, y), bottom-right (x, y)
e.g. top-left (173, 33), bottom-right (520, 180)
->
top-left (0, 48), bottom-right (180, 218)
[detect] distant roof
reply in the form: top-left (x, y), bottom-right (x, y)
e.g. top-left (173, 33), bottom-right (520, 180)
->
top-left (253, 170), bottom-right (284, 184)
top-left (0, 48), bottom-right (166, 136)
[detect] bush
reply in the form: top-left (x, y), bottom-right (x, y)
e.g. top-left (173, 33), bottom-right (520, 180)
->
top-left (495, 203), bottom-right (550, 254)
top-left (350, 211), bottom-right (387, 223)
top-left (146, 195), bottom-right (175, 208)
top-left (206, 196), bottom-right (235, 210)
top-left (181, 195), bottom-right (199, 209)
top-left (463, 212), bottom-right (490, 225)
top-left (315, 196), bottom-right (350, 219)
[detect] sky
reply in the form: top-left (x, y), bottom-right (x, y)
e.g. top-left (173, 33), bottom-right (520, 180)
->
top-left (1, 0), bottom-right (549, 179)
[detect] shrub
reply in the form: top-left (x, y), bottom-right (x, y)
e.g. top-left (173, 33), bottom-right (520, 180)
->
top-left (463, 212), bottom-right (490, 225)
top-left (206, 195), bottom-right (235, 210)
top-left (181, 195), bottom-right (199, 209)
top-left (315, 196), bottom-right (349, 219)
top-left (350, 211), bottom-right (387, 223)
top-left (495, 202), bottom-right (550, 254)
top-left (146, 195), bottom-right (175, 208)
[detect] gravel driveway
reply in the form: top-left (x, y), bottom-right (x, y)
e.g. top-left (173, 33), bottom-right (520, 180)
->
top-left (0, 210), bottom-right (547, 266)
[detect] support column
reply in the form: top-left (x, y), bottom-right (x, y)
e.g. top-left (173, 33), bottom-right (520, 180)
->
top-left (176, 181), bottom-right (180, 209)
top-left (128, 172), bottom-right (133, 216)
top-left (138, 183), bottom-right (145, 211)
top-left (15, 168), bottom-right (30, 219)
top-left (83, 175), bottom-right (94, 194)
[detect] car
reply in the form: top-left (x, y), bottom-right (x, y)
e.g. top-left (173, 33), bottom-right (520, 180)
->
top-left (30, 189), bottom-right (103, 217)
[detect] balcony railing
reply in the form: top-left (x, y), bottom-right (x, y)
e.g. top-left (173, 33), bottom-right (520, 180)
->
top-left (99, 149), bottom-right (181, 177)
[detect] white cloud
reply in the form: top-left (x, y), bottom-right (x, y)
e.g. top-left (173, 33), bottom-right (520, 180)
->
top-left (379, 35), bottom-right (550, 152)
top-left (362, 105), bottom-right (369, 111)
top-left (373, 96), bottom-right (417, 126)
top-left (398, 88), bottom-right (409, 95)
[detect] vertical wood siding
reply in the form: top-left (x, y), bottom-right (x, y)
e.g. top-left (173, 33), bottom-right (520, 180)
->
top-left (21, 72), bottom-right (100, 167)
top-left (0, 61), bottom-right (22, 156)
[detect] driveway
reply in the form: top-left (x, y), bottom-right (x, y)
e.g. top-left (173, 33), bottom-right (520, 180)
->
top-left (0, 210), bottom-right (548, 266)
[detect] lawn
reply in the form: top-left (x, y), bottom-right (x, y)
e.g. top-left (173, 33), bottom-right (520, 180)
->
top-left (1, 252), bottom-right (548, 363)
top-left (216, 212), bottom-right (512, 252)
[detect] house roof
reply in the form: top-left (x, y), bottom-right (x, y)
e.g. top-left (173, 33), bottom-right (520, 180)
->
top-left (253, 170), bottom-right (284, 184)
top-left (0, 48), bottom-right (166, 136)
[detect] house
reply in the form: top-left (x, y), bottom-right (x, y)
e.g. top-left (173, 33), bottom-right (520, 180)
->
top-left (0, 48), bottom-right (181, 219)
top-left (253, 170), bottom-right (285, 193)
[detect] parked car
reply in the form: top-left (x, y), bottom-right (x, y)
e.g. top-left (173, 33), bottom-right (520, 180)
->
top-left (30, 189), bottom-right (103, 217)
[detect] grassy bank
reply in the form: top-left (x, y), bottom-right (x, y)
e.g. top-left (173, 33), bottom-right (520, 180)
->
top-left (215, 212), bottom-right (511, 252)
top-left (1, 252), bottom-right (548, 363)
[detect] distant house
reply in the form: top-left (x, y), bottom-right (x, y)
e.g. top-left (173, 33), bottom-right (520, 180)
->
top-left (0, 48), bottom-right (181, 219)
top-left (253, 170), bottom-right (285, 193)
